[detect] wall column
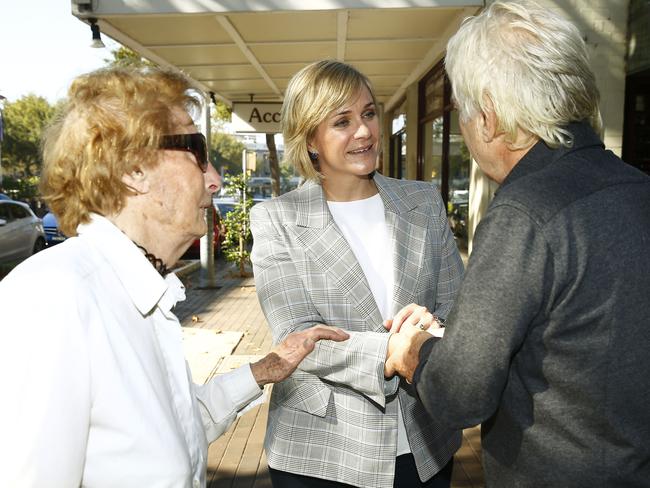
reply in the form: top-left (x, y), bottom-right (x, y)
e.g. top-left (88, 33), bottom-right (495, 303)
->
top-left (405, 83), bottom-right (419, 180)
top-left (380, 104), bottom-right (392, 175)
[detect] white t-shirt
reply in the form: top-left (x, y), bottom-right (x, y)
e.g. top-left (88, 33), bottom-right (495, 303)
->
top-left (327, 194), bottom-right (394, 319)
top-left (328, 193), bottom-right (411, 456)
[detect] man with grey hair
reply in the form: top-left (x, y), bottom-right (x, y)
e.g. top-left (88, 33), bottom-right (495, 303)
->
top-left (385, 1), bottom-right (650, 486)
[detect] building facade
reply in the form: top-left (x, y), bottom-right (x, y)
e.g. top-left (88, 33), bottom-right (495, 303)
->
top-left (380, 0), bottom-right (647, 251)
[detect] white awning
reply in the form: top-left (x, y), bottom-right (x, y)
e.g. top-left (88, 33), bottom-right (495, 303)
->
top-left (71, 0), bottom-right (483, 111)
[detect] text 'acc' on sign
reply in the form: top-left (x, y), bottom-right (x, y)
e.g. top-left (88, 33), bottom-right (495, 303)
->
top-left (232, 103), bottom-right (282, 134)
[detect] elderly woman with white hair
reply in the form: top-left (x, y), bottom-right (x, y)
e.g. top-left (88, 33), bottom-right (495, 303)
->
top-left (386, 1), bottom-right (650, 487)
top-left (0, 66), bottom-right (349, 488)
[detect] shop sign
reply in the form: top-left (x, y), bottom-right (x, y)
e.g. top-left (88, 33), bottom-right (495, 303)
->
top-left (232, 102), bottom-right (282, 133)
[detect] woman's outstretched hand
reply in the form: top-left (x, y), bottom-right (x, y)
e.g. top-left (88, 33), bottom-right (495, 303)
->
top-left (250, 326), bottom-right (349, 386)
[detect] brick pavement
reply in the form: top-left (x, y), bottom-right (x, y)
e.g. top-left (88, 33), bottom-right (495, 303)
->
top-left (174, 259), bottom-right (484, 488)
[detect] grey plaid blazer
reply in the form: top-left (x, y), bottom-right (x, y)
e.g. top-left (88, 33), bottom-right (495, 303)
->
top-left (250, 173), bottom-right (464, 487)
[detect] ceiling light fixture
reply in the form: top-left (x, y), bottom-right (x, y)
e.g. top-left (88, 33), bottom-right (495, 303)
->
top-left (89, 18), bottom-right (105, 49)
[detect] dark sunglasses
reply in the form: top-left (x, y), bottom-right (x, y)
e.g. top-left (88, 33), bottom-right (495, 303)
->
top-left (159, 133), bottom-right (209, 173)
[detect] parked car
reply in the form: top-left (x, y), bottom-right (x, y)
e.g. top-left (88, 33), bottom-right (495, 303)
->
top-left (0, 200), bottom-right (46, 264)
top-left (181, 205), bottom-right (225, 259)
top-left (213, 197), bottom-right (238, 219)
top-left (42, 212), bottom-right (67, 246)
top-left (213, 196), bottom-right (267, 217)
top-left (0, 193), bottom-right (11, 201)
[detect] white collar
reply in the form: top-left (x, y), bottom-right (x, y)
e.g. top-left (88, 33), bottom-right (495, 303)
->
top-left (76, 214), bottom-right (185, 316)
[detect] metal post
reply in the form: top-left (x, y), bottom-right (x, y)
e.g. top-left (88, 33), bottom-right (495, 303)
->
top-left (199, 93), bottom-right (218, 288)
top-left (240, 149), bottom-right (247, 276)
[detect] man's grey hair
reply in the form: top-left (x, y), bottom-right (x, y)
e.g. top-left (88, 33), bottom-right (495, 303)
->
top-left (445, 0), bottom-right (601, 148)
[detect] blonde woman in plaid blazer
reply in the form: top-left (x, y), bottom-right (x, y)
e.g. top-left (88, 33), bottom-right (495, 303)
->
top-left (250, 60), bottom-right (464, 488)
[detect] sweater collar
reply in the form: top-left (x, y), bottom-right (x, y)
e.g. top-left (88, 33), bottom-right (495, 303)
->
top-left (499, 121), bottom-right (604, 191)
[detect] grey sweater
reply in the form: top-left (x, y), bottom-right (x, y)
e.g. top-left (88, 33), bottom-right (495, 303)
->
top-left (415, 122), bottom-right (650, 487)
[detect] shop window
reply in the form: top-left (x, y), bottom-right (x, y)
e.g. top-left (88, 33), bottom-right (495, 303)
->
top-left (389, 131), bottom-right (407, 179)
top-left (389, 100), bottom-right (407, 179)
top-left (422, 116), bottom-right (444, 186)
top-left (447, 111), bottom-right (471, 247)
top-left (418, 59), bottom-right (470, 250)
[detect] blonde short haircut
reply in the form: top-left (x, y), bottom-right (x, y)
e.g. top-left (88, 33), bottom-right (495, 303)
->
top-left (41, 67), bottom-right (197, 237)
top-left (281, 60), bottom-right (377, 181)
top-left (445, 0), bottom-right (601, 148)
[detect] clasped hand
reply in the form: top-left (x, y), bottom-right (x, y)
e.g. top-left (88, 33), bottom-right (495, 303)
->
top-left (384, 303), bottom-right (442, 383)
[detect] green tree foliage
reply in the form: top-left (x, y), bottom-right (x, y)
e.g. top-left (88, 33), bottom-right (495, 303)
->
top-left (211, 100), bottom-right (232, 129)
top-left (105, 46), bottom-right (155, 68)
top-left (210, 132), bottom-right (245, 175)
top-left (221, 173), bottom-right (253, 277)
top-left (0, 175), bottom-right (40, 202)
top-left (1, 95), bottom-right (56, 177)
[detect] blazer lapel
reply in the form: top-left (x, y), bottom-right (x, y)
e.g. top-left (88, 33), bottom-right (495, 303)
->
top-left (373, 174), bottom-right (429, 314)
top-left (289, 180), bottom-right (385, 332)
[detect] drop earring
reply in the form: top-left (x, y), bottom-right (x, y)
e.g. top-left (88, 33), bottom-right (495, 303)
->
top-left (308, 150), bottom-right (319, 161)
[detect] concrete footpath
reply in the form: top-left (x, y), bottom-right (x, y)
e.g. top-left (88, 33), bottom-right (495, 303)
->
top-left (175, 259), bottom-right (484, 488)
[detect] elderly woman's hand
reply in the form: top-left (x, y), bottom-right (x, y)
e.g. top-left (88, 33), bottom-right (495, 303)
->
top-left (250, 326), bottom-right (349, 386)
